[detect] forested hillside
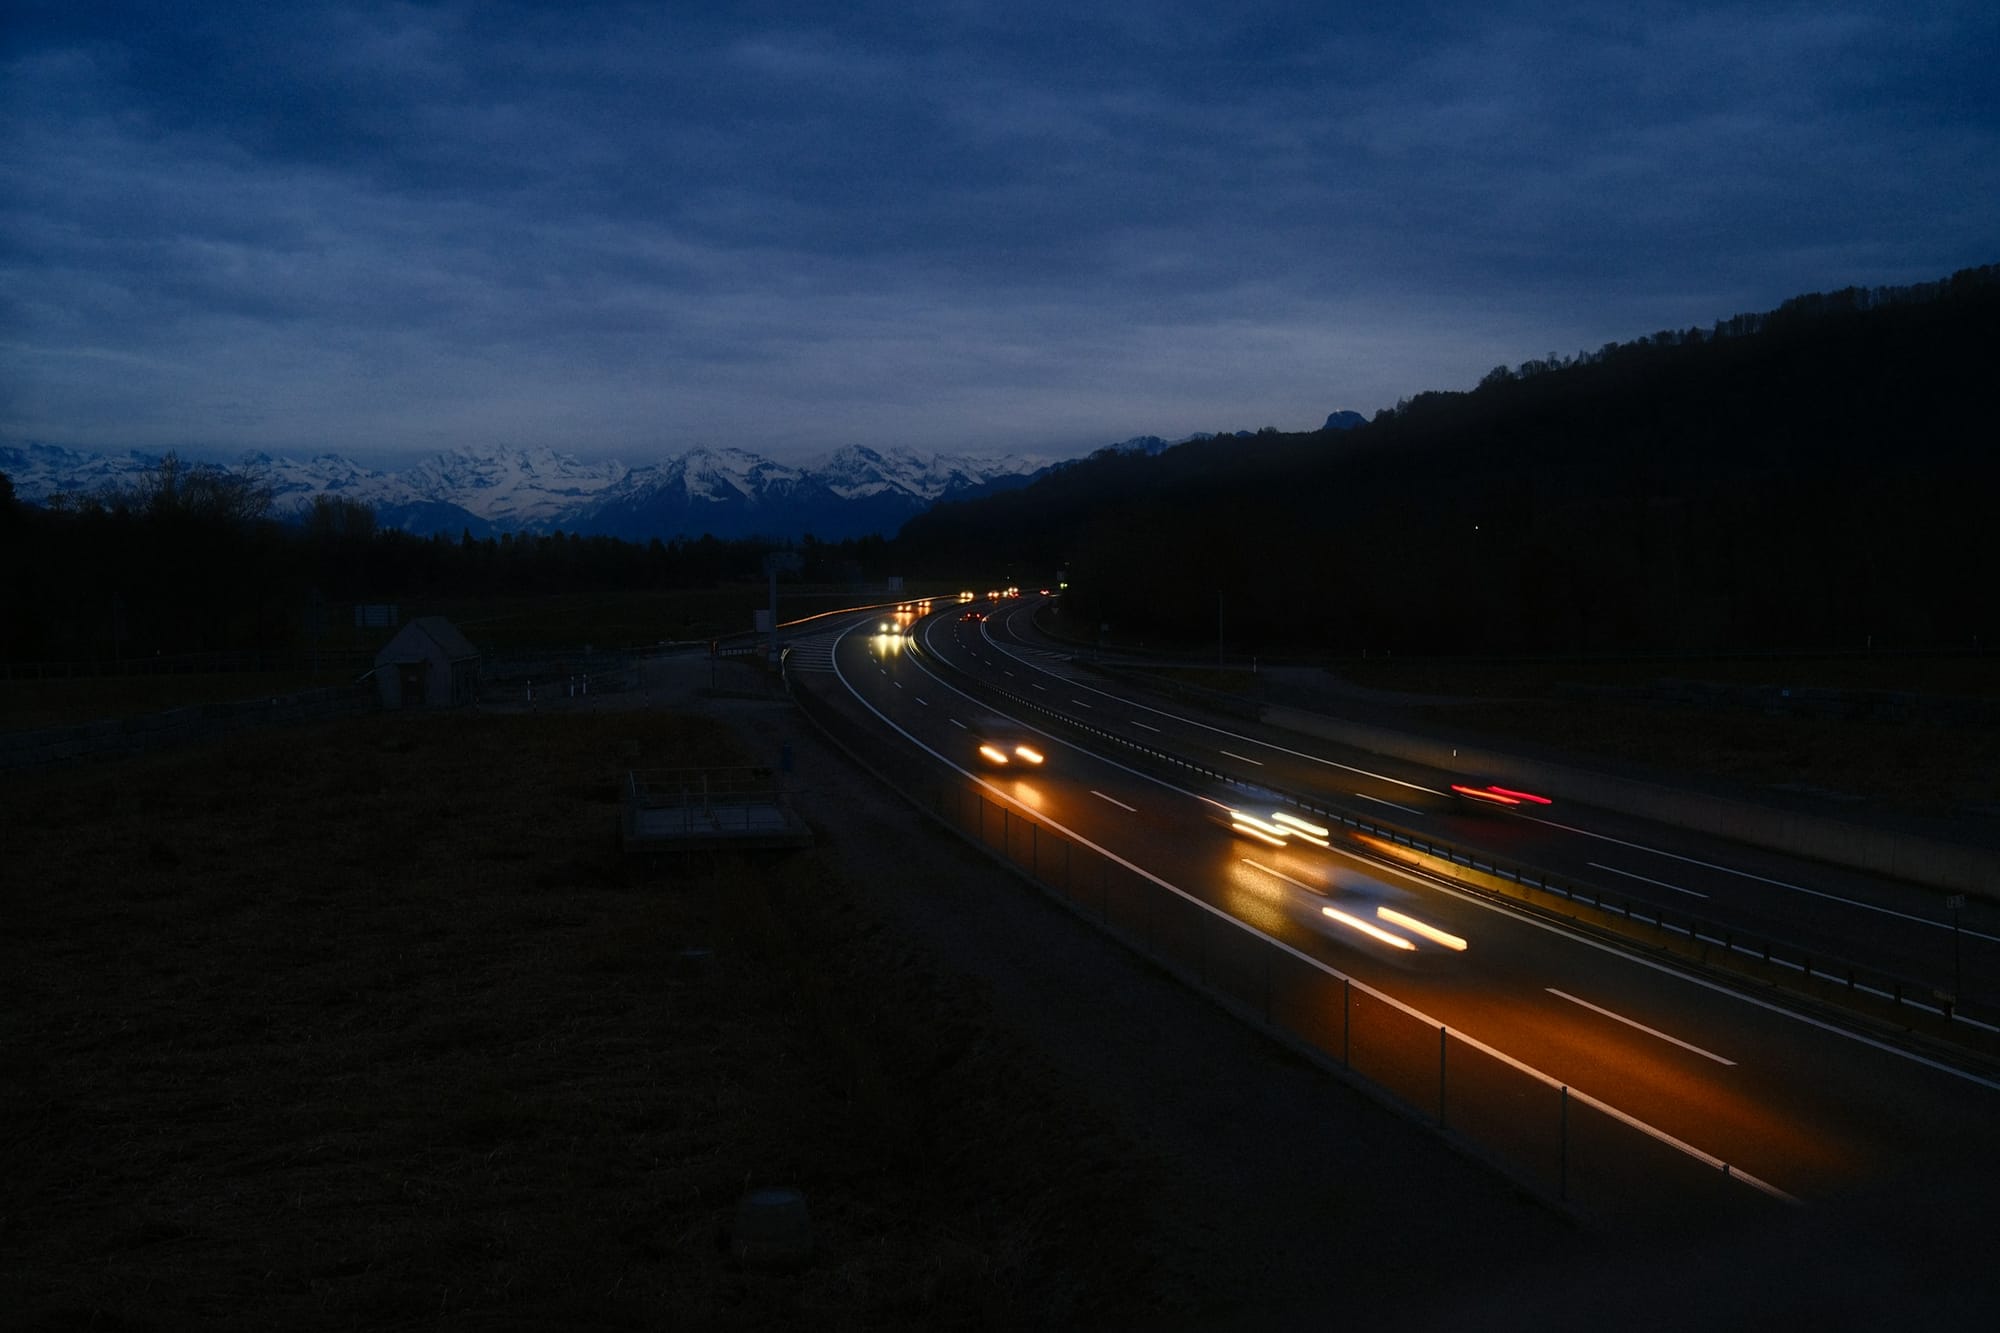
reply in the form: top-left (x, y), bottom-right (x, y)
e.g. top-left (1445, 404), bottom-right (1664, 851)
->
top-left (900, 265), bottom-right (1998, 656)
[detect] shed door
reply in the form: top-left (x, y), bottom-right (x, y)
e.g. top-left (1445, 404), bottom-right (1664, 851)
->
top-left (398, 661), bottom-right (426, 707)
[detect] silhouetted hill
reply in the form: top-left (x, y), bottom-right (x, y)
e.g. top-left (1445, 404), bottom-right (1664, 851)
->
top-left (899, 264), bottom-right (1999, 655)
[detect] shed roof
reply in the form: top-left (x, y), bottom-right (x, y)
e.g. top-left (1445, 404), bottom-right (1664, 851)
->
top-left (375, 615), bottom-right (480, 666)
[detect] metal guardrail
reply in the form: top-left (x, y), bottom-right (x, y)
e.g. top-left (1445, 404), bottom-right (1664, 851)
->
top-left (623, 766), bottom-right (811, 850)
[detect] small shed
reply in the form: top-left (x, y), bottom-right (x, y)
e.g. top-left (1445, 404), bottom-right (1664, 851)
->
top-left (374, 616), bottom-right (480, 709)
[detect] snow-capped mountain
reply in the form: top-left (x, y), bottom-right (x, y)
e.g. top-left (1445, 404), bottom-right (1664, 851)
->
top-left (387, 446), bottom-right (633, 528)
top-left (2, 416), bottom-right (1361, 540)
top-left (0, 440), bottom-right (1054, 542)
top-left (572, 444), bottom-right (1051, 542)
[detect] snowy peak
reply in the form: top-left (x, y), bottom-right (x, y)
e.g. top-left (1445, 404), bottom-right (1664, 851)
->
top-left (810, 444), bottom-right (1052, 501)
top-left (658, 447), bottom-right (804, 504)
top-left (391, 445), bottom-right (629, 524)
top-left (1, 416), bottom-right (1351, 540)
top-left (0, 439), bottom-right (1055, 540)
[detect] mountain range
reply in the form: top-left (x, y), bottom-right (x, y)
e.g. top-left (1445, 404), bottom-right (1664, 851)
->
top-left (0, 441), bottom-right (1054, 542)
top-left (1, 415), bottom-right (1365, 542)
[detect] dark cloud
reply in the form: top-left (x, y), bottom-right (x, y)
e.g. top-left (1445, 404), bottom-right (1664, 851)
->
top-left (4, 1), bottom-right (1996, 462)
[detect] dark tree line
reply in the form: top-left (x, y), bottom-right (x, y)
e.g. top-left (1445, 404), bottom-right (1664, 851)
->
top-left (898, 264), bottom-right (2000, 658)
top-left (0, 457), bottom-right (891, 663)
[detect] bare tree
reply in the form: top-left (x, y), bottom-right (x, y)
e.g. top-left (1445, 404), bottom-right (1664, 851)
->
top-left (102, 451), bottom-right (276, 522)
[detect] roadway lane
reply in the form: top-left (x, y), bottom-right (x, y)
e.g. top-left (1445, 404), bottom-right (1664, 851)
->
top-left (808, 607), bottom-right (2000, 1223)
top-left (960, 598), bottom-right (2000, 1018)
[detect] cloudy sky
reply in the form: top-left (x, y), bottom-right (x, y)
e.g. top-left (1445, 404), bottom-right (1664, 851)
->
top-left (5, 2), bottom-right (1996, 468)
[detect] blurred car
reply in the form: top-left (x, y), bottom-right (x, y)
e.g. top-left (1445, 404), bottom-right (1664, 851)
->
top-left (976, 739), bottom-right (1045, 767)
top-left (1225, 808), bottom-right (1330, 848)
top-left (1449, 782), bottom-right (1553, 811)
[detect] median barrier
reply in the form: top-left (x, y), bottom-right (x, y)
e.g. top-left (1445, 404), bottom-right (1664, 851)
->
top-left (1263, 703), bottom-right (2000, 901)
top-left (1346, 827), bottom-right (1998, 1062)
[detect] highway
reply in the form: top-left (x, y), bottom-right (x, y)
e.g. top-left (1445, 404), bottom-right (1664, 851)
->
top-left (782, 596), bottom-right (2000, 1227)
top-left (970, 598), bottom-right (2000, 1018)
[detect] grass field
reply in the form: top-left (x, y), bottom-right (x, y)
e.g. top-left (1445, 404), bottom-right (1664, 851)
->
top-left (1, 706), bottom-right (1173, 1329)
top-left (0, 670), bottom-right (359, 732)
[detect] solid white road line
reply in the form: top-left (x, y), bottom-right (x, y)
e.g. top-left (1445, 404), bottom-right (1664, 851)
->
top-left (1092, 790), bottom-right (1138, 812)
top-left (1589, 861), bottom-right (1710, 899)
top-left (1546, 988), bottom-right (1736, 1063)
top-left (1220, 750), bottom-right (1264, 766)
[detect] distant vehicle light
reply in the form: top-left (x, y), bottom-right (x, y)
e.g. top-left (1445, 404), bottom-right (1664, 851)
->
top-left (1484, 785), bottom-right (1552, 806)
top-left (978, 744), bottom-right (1011, 765)
top-left (1013, 744), bottom-right (1044, 765)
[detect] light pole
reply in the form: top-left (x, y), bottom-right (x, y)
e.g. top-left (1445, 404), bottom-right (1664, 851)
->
top-left (1947, 893), bottom-right (1965, 1008)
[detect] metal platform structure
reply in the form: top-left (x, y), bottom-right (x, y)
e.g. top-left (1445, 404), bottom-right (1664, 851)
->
top-left (622, 767), bottom-right (814, 852)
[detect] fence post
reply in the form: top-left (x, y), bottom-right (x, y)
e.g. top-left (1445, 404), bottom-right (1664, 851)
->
top-left (1438, 1025), bottom-right (1448, 1129)
top-left (1559, 1085), bottom-right (1569, 1201)
top-left (1197, 901), bottom-right (1207, 983)
top-left (1342, 978), bottom-right (1351, 1070)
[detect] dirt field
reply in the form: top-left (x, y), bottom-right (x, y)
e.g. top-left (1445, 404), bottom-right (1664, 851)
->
top-left (0, 655), bottom-right (1599, 1330)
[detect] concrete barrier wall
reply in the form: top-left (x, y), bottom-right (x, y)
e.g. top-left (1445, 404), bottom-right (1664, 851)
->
top-left (1264, 704), bottom-right (2000, 900)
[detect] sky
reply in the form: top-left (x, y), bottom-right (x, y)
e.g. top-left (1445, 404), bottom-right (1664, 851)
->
top-left (4, 1), bottom-right (1997, 469)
